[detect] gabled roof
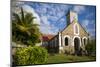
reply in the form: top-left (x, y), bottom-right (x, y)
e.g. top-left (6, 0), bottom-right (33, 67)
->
top-left (60, 20), bottom-right (89, 35)
top-left (78, 22), bottom-right (89, 35)
top-left (42, 34), bottom-right (55, 41)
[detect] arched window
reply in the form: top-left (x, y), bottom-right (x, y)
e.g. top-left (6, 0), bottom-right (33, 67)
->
top-left (65, 37), bottom-right (68, 46)
top-left (75, 25), bottom-right (78, 34)
top-left (74, 24), bottom-right (79, 35)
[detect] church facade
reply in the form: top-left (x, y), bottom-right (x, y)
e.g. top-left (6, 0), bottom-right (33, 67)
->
top-left (42, 11), bottom-right (89, 55)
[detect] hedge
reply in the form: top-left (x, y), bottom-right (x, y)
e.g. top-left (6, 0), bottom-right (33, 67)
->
top-left (13, 46), bottom-right (48, 65)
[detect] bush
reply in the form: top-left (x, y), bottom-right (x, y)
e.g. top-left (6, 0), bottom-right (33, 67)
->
top-left (85, 39), bottom-right (96, 56)
top-left (13, 46), bottom-right (48, 65)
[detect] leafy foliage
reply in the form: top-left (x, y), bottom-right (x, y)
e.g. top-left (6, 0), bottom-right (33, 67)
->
top-left (85, 39), bottom-right (96, 56)
top-left (12, 7), bottom-right (41, 46)
top-left (13, 46), bottom-right (48, 65)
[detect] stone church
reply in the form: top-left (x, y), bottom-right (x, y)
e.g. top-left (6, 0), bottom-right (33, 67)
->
top-left (42, 11), bottom-right (89, 55)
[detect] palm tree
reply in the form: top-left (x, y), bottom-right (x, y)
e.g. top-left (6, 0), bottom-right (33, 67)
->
top-left (12, 7), bottom-right (41, 46)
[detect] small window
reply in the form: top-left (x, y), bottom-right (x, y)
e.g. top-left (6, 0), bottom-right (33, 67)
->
top-left (75, 25), bottom-right (78, 34)
top-left (74, 24), bottom-right (79, 35)
top-left (65, 37), bottom-right (68, 46)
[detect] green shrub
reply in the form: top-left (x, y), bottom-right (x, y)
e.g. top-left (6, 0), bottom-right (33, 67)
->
top-left (13, 46), bottom-right (48, 65)
top-left (85, 39), bottom-right (96, 56)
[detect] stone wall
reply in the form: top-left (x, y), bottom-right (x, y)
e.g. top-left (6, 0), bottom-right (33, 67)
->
top-left (60, 21), bottom-right (89, 54)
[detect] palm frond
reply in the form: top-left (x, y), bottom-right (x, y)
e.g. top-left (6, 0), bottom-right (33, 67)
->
top-left (13, 13), bottom-right (22, 25)
top-left (28, 17), bottom-right (36, 24)
top-left (21, 7), bottom-right (25, 23)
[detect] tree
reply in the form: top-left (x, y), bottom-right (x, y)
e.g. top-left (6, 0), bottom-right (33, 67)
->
top-left (12, 7), bottom-right (41, 46)
top-left (85, 39), bottom-right (96, 56)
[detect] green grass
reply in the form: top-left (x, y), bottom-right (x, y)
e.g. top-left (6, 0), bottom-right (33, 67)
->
top-left (46, 54), bottom-right (96, 64)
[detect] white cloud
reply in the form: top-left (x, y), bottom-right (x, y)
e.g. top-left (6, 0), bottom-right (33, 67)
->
top-left (82, 19), bottom-right (90, 33)
top-left (86, 13), bottom-right (94, 18)
top-left (73, 5), bottom-right (85, 14)
top-left (82, 19), bottom-right (96, 36)
top-left (40, 15), bottom-right (59, 35)
top-left (22, 5), bottom-right (41, 25)
top-left (82, 19), bottom-right (95, 28)
top-left (40, 25), bottom-right (58, 35)
top-left (35, 3), bottom-right (69, 22)
top-left (11, 1), bottom-right (25, 13)
top-left (12, 2), bottom-right (41, 25)
top-left (33, 4), bottom-right (69, 34)
top-left (12, 2), bottom-right (60, 35)
top-left (82, 19), bottom-right (89, 27)
top-left (40, 15), bottom-right (50, 26)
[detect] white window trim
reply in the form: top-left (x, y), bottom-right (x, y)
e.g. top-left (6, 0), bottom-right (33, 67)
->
top-left (63, 35), bottom-right (70, 46)
top-left (74, 23), bottom-right (79, 35)
top-left (82, 37), bottom-right (87, 46)
top-left (58, 32), bottom-right (61, 47)
top-left (73, 36), bottom-right (81, 47)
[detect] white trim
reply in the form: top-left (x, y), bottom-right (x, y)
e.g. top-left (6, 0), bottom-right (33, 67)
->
top-left (63, 35), bottom-right (70, 46)
top-left (73, 36), bottom-right (81, 47)
top-left (82, 37), bottom-right (87, 46)
top-left (74, 23), bottom-right (79, 35)
top-left (58, 32), bottom-right (62, 47)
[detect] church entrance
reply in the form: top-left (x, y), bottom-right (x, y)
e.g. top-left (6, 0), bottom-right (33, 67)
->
top-left (74, 37), bottom-right (80, 55)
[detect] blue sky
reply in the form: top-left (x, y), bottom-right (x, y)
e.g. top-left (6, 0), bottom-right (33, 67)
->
top-left (14, 2), bottom-right (96, 37)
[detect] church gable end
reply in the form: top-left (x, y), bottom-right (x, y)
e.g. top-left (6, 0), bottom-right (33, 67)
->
top-left (61, 10), bottom-right (89, 37)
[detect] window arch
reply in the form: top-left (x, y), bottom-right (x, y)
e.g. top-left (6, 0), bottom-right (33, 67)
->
top-left (83, 37), bottom-right (87, 45)
top-left (65, 37), bottom-right (68, 46)
top-left (63, 35), bottom-right (70, 46)
top-left (74, 23), bottom-right (79, 35)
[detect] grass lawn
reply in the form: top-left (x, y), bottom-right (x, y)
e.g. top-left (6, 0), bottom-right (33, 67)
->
top-left (46, 54), bottom-right (96, 64)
